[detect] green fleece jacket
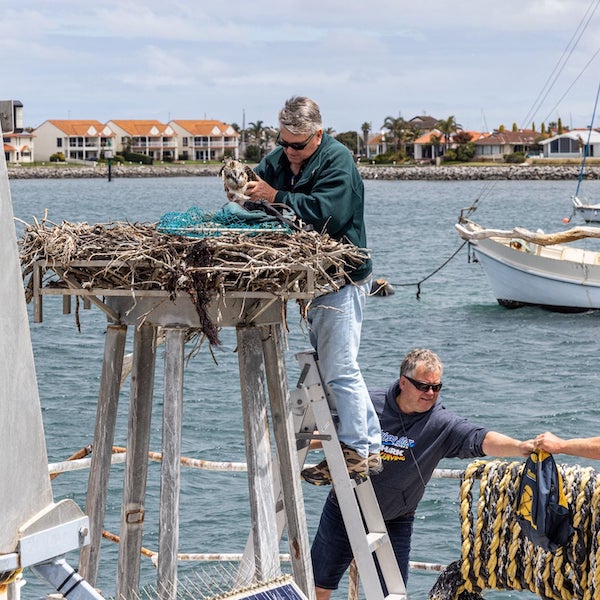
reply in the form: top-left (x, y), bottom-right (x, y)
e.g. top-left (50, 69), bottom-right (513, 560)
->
top-left (254, 133), bottom-right (372, 282)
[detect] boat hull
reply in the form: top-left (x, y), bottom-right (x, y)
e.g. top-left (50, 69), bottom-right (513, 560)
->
top-left (458, 222), bottom-right (600, 310)
top-left (574, 205), bottom-right (600, 223)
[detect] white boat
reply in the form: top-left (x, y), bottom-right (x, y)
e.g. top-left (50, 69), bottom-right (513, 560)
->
top-left (572, 194), bottom-right (600, 223)
top-left (455, 218), bottom-right (600, 311)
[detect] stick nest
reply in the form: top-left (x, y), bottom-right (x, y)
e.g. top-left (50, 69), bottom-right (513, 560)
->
top-left (19, 217), bottom-right (368, 345)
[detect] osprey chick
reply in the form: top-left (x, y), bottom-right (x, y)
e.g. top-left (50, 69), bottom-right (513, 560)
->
top-left (219, 159), bottom-right (258, 205)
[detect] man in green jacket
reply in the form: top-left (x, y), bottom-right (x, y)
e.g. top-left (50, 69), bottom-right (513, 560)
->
top-left (245, 96), bottom-right (380, 483)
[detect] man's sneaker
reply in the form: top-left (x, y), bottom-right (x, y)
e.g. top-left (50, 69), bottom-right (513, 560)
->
top-left (300, 458), bottom-right (332, 486)
top-left (368, 452), bottom-right (383, 475)
top-left (301, 443), bottom-right (368, 486)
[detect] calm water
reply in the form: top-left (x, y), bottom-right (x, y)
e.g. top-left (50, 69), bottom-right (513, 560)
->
top-left (9, 175), bottom-right (600, 599)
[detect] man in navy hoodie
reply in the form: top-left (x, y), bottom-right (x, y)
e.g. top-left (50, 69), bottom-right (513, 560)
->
top-left (245, 96), bottom-right (380, 484)
top-left (309, 348), bottom-right (534, 599)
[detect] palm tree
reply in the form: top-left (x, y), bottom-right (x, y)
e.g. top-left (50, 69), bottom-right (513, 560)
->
top-left (247, 120), bottom-right (266, 159)
top-left (430, 133), bottom-right (442, 159)
top-left (360, 122), bottom-right (371, 157)
top-left (435, 116), bottom-right (462, 153)
top-left (381, 115), bottom-right (408, 152)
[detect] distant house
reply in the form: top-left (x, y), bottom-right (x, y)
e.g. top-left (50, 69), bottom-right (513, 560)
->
top-left (473, 130), bottom-right (539, 161)
top-left (33, 120), bottom-right (114, 162)
top-left (3, 130), bottom-right (35, 163)
top-left (413, 129), bottom-right (486, 161)
top-left (107, 120), bottom-right (177, 161)
top-left (408, 115), bottom-right (439, 131)
top-left (2, 100), bottom-right (33, 164)
top-left (169, 120), bottom-right (239, 161)
top-left (366, 133), bottom-right (387, 158)
top-left (539, 129), bottom-right (600, 159)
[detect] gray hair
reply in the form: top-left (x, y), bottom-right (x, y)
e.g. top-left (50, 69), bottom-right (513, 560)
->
top-left (278, 96), bottom-right (323, 135)
top-left (400, 348), bottom-right (443, 379)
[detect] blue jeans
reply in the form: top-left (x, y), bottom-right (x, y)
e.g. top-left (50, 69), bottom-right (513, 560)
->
top-left (307, 280), bottom-right (380, 458)
top-left (311, 492), bottom-right (414, 591)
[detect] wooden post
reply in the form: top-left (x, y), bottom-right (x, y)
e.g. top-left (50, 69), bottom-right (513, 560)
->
top-left (33, 262), bottom-right (42, 323)
top-left (157, 327), bottom-right (186, 600)
top-left (236, 326), bottom-right (280, 582)
top-left (62, 294), bottom-right (71, 315)
top-left (261, 323), bottom-right (314, 600)
top-left (79, 323), bottom-right (127, 585)
top-left (116, 323), bottom-right (157, 600)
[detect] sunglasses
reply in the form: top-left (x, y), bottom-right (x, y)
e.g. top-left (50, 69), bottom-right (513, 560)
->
top-left (276, 131), bottom-right (316, 151)
top-left (404, 375), bottom-right (443, 393)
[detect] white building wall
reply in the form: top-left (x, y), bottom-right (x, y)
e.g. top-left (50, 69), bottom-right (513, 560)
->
top-left (32, 121), bottom-right (66, 162)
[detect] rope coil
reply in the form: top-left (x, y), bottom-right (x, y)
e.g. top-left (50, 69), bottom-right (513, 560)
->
top-left (430, 459), bottom-right (600, 599)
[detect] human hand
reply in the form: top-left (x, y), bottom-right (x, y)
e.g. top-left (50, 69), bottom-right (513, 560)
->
top-left (245, 178), bottom-right (277, 204)
top-left (520, 439), bottom-right (536, 456)
top-left (534, 432), bottom-right (564, 454)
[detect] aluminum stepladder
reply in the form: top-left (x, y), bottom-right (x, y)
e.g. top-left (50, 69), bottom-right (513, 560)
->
top-left (291, 350), bottom-right (408, 600)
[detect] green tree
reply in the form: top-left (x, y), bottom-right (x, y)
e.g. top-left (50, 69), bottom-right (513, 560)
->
top-left (430, 133), bottom-right (443, 159)
top-left (382, 115), bottom-right (409, 152)
top-left (335, 131), bottom-right (359, 154)
top-left (453, 131), bottom-right (476, 162)
top-left (435, 116), bottom-right (462, 152)
top-left (557, 117), bottom-right (564, 134)
top-left (512, 122), bottom-right (518, 132)
top-left (360, 122), bottom-right (371, 157)
top-left (247, 120), bottom-right (266, 160)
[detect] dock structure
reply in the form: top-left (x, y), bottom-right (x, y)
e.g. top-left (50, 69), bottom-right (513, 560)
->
top-left (23, 219), bottom-right (359, 600)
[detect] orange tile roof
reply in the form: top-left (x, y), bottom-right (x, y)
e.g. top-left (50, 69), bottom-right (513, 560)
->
top-left (109, 120), bottom-right (174, 136)
top-left (171, 120), bottom-right (239, 137)
top-left (4, 143), bottom-right (16, 152)
top-left (414, 129), bottom-right (486, 144)
top-left (47, 120), bottom-right (107, 136)
top-left (414, 130), bottom-right (441, 144)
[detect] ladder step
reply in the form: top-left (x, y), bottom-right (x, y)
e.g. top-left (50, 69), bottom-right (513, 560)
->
top-left (366, 531), bottom-right (389, 552)
top-left (385, 594), bottom-right (408, 600)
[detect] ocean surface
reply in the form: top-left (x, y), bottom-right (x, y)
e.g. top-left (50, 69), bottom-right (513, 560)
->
top-left (9, 175), bottom-right (600, 599)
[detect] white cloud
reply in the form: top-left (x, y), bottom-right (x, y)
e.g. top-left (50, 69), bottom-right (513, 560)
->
top-left (4, 0), bottom-right (600, 131)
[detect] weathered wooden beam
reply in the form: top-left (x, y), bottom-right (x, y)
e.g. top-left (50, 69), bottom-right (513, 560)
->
top-left (157, 327), bottom-right (186, 600)
top-left (116, 323), bottom-right (157, 600)
top-left (33, 261), bottom-right (42, 323)
top-left (79, 324), bottom-right (127, 585)
top-left (261, 323), bottom-right (314, 600)
top-left (236, 326), bottom-right (280, 582)
top-left (62, 294), bottom-right (71, 315)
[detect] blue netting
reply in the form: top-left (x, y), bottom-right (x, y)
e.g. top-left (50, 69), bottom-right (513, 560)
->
top-left (156, 203), bottom-right (293, 237)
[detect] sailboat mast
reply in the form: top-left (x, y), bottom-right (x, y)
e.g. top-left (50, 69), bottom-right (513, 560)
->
top-left (575, 80), bottom-right (600, 198)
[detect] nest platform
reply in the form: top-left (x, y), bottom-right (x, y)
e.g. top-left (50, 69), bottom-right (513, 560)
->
top-left (20, 218), bottom-right (367, 343)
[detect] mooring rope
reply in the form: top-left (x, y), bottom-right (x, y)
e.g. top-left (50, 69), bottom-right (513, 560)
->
top-left (385, 240), bottom-right (468, 300)
top-left (430, 459), bottom-right (600, 599)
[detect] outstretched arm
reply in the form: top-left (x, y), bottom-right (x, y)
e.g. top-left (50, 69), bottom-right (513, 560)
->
top-left (482, 431), bottom-right (534, 457)
top-left (535, 432), bottom-right (600, 460)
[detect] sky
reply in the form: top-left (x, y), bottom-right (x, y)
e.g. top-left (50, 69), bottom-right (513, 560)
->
top-left (4, 0), bottom-right (600, 135)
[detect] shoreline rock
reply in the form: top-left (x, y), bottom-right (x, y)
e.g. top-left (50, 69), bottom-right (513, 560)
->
top-left (7, 164), bottom-right (600, 181)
